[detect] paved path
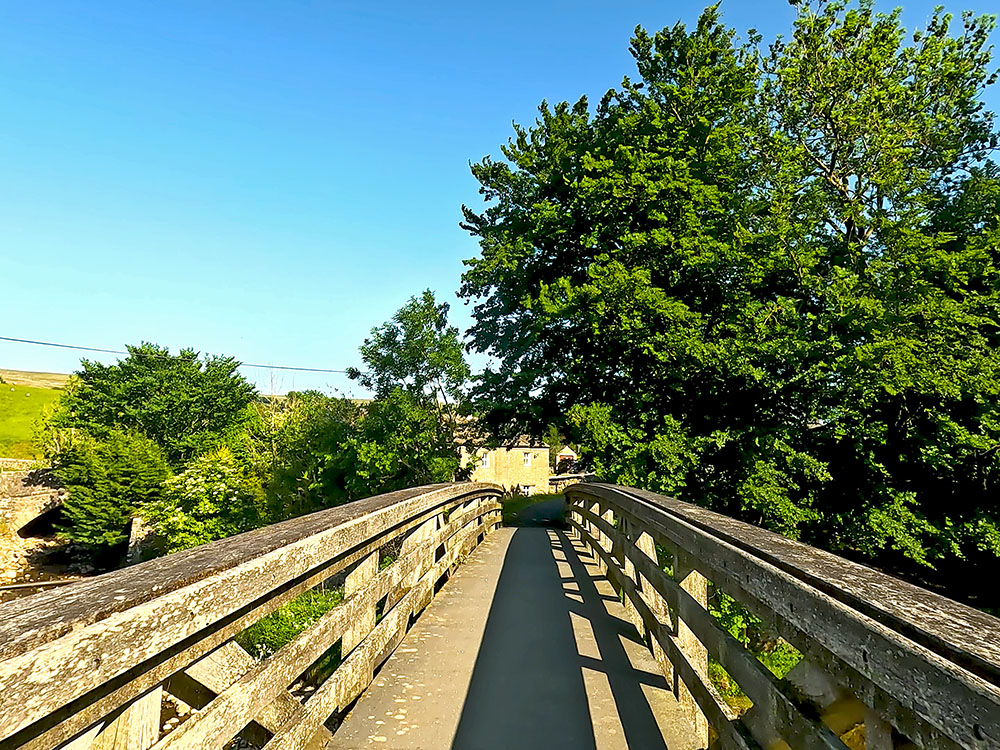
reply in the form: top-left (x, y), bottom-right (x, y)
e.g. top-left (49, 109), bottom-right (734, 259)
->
top-left (328, 526), bottom-right (701, 749)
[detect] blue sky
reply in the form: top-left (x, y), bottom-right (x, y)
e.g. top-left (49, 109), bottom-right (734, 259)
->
top-left (1, 1), bottom-right (997, 394)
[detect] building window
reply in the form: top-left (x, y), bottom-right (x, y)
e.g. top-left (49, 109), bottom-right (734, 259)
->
top-left (481, 451), bottom-right (490, 468)
top-left (523, 451), bottom-right (531, 467)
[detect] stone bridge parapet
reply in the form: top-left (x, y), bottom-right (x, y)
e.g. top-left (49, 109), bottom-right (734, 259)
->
top-left (0, 467), bottom-right (64, 582)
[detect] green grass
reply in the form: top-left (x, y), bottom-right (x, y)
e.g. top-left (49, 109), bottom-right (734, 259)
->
top-left (0, 383), bottom-right (61, 459)
top-left (236, 587), bottom-right (344, 660)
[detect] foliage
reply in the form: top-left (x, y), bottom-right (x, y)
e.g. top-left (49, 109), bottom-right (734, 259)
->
top-left (709, 588), bottom-right (801, 679)
top-left (52, 343), bottom-right (257, 465)
top-left (54, 430), bottom-right (169, 564)
top-left (341, 388), bottom-right (464, 499)
top-left (459, 0), bottom-right (1000, 582)
top-left (246, 385), bottom-right (461, 516)
top-left (348, 290), bottom-right (470, 410)
top-left (0, 383), bottom-right (61, 459)
top-left (143, 447), bottom-right (268, 552)
top-left (240, 391), bottom-right (361, 521)
top-left (707, 587), bottom-right (802, 710)
top-left (236, 587), bottom-right (344, 660)
top-left (340, 292), bottom-right (471, 497)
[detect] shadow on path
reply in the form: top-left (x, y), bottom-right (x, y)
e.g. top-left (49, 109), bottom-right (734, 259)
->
top-left (515, 496), bottom-right (567, 527)
top-left (451, 527), bottom-right (670, 749)
top-left (554, 530), bottom-right (672, 749)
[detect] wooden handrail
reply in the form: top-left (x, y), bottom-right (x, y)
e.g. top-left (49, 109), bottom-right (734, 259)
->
top-left (565, 482), bottom-right (1000, 750)
top-left (0, 482), bottom-right (502, 750)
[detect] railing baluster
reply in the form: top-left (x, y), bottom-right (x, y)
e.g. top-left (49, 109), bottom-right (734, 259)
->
top-left (673, 550), bottom-right (710, 747)
top-left (343, 552), bottom-right (379, 655)
top-left (89, 687), bottom-right (161, 750)
top-left (0, 484), bottom-right (502, 750)
top-left (618, 516), bottom-right (645, 638)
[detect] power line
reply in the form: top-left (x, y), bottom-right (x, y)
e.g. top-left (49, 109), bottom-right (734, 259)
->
top-left (0, 335), bottom-right (355, 375)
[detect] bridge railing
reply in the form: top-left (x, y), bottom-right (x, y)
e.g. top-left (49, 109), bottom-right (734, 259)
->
top-left (0, 482), bottom-right (501, 750)
top-left (565, 483), bottom-right (1000, 750)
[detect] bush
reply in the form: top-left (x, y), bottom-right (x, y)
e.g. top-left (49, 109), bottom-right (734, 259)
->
top-left (52, 343), bottom-right (257, 466)
top-left (144, 447), bottom-right (267, 552)
top-left (54, 430), bottom-right (169, 565)
top-left (708, 586), bottom-right (802, 711)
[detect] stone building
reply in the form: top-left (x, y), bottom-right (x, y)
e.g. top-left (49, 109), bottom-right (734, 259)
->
top-left (463, 438), bottom-right (550, 495)
top-left (555, 446), bottom-right (578, 473)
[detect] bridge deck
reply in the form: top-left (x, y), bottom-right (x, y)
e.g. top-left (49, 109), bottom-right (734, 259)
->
top-left (329, 511), bottom-right (701, 749)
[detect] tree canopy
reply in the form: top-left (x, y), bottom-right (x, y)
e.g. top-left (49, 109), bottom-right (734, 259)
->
top-left (348, 290), bottom-right (470, 411)
top-left (460, 0), bottom-right (1000, 583)
top-left (53, 342), bottom-right (257, 465)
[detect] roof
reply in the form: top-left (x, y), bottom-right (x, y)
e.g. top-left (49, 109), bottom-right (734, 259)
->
top-left (460, 435), bottom-right (549, 450)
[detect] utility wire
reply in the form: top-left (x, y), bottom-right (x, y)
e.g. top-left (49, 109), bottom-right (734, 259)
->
top-left (0, 335), bottom-right (355, 375)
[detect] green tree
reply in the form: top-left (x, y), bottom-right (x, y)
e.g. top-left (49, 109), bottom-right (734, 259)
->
top-left (54, 430), bottom-right (169, 565)
top-left (259, 391), bottom-right (360, 519)
top-left (348, 291), bottom-right (470, 428)
top-left (249, 290), bottom-right (473, 514)
top-left (341, 388), bottom-right (463, 499)
top-left (53, 343), bottom-right (257, 465)
top-left (340, 291), bottom-right (471, 496)
top-left (460, 0), bottom-right (1000, 587)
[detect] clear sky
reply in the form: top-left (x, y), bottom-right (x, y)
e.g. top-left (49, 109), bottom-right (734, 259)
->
top-left (1, 0), bottom-right (997, 394)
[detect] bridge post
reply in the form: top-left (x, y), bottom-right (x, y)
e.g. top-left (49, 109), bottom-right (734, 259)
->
top-left (343, 551), bottom-right (380, 655)
top-left (673, 550), bottom-right (710, 747)
top-left (598, 506), bottom-right (615, 576)
top-left (397, 512), bottom-right (441, 613)
top-left (633, 529), bottom-right (673, 687)
top-left (89, 685), bottom-right (162, 750)
top-left (584, 500), bottom-right (610, 574)
top-left (618, 517), bottom-right (644, 637)
top-left (457, 496), bottom-right (483, 557)
top-left (865, 706), bottom-right (893, 750)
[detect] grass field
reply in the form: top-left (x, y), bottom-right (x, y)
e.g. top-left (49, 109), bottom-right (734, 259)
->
top-left (0, 372), bottom-right (66, 459)
top-left (0, 370), bottom-right (70, 389)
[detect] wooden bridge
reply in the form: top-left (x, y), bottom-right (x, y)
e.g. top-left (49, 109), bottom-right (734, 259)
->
top-left (0, 482), bottom-right (998, 750)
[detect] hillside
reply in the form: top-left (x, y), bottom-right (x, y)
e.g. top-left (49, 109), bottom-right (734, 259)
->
top-left (0, 370), bottom-right (70, 390)
top-left (0, 372), bottom-right (66, 459)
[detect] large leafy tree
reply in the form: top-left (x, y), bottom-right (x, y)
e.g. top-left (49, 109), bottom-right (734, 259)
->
top-left (346, 291), bottom-right (471, 493)
top-left (348, 290), bottom-right (470, 425)
top-left (460, 0), bottom-right (1000, 585)
top-left (54, 343), bottom-right (257, 465)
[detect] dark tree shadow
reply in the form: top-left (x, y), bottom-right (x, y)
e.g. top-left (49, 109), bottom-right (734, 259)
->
top-left (451, 526), bottom-right (672, 749)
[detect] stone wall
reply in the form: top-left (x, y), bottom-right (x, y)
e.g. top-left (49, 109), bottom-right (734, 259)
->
top-left (0, 468), bottom-right (63, 582)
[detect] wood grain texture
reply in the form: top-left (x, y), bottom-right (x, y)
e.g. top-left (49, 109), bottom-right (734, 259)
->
top-left (567, 484), bottom-right (1000, 750)
top-left (0, 483), bottom-right (501, 748)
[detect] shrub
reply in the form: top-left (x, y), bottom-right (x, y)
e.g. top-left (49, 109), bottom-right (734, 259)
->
top-left (144, 447), bottom-right (267, 552)
top-left (52, 343), bottom-right (257, 466)
top-left (236, 588), bottom-right (344, 660)
top-left (54, 430), bottom-right (169, 565)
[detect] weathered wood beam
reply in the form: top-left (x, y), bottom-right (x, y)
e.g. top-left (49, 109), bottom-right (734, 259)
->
top-left (0, 483), bottom-right (501, 750)
top-left (568, 484), bottom-right (1000, 750)
top-left (146, 500), bottom-right (499, 750)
